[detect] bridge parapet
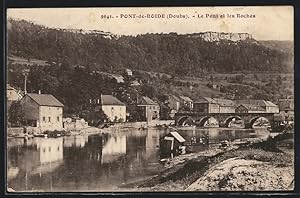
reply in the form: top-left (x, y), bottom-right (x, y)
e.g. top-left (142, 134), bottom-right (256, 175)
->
top-left (175, 112), bottom-right (275, 128)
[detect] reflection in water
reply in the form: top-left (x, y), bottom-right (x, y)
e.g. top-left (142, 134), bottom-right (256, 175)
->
top-left (7, 127), bottom-right (270, 191)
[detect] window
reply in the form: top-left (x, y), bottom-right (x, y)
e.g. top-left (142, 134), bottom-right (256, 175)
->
top-left (149, 106), bottom-right (152, 110)
top-left (57, 116), bottom-right (60, 122)
top-left (48, 117), bottom-right (51, 122)
top-left (43, 117), bottom-right (46, 122)
top-left (49, 147), bottom-right (51, 152)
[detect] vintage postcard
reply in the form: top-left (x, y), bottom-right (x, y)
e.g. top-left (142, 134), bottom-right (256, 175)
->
top-left (6, 6), bottom-right (294, 192)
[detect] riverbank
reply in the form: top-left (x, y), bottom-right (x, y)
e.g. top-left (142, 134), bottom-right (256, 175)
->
top-left (121, 133), bottom-right (294, 191)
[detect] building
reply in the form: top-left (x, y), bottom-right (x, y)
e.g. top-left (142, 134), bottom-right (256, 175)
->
top-left (278, 99), bottom-right (294, 121)
top-left (7, 84), bottom-right (22, 101)
top-left (19, 93), bottom-right (64, 131)
top-left (179, 96), bottom-right (193, 111)
top-left (160, 132), bottom-right (186, 155)
top-left (7, 84), bottom-right (23, 110)
top-left (63, 117), bottom-right (89, 131)
top-left (130, 80), bottom-right (141, 86)
top-left (125, 69), bottom-right (133, 76)
top-left (212, 98), bottom-right (236, 113)
top-left (235, 104), bottom-right (265, 113)
top-left (101, 95), bottom-right (126, 122)
top-left (137, 96), bottom-right (160, 122)
top-left (236, 100), bottom-right (279, 113)
top-left (193, 97), bottom-right (219, 113)
top-left (167, 95), bottom-right (181, 112)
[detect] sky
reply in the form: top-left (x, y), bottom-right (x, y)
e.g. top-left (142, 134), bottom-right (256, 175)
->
top-left (7, 6), bottom-right (294, 40)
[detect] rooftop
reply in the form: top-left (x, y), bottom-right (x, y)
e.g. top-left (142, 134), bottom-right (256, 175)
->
top-left (179, 96), bottom-right (193, 102)
top-left (27, 93), bottom-right (64, 107)
top-left (212, 98), bottom-right (236, 106)
top-left (101, 95), bottom-right (125, 106)
top-left (138, 96), bottom-right (158, 106)
top-left (238, 104), bottom-right (265, 111)
top-left (194, 97), bottom-right (216, 104)
top-left (169, 132), bottom-right (186, 143)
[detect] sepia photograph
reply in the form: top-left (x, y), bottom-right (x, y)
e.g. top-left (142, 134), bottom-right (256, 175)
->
top-left (6, 6), bottom-right (294, 192)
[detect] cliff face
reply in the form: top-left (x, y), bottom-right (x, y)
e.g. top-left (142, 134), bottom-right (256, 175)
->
top-left (187, 32), bottom-right (253, 42)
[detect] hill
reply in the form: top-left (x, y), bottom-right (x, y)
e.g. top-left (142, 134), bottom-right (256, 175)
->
top-left (7, 19), bottom-right (293, 75)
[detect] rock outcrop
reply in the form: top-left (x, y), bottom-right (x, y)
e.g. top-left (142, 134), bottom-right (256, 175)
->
top-left (187, 32), bottom-right (253, 42)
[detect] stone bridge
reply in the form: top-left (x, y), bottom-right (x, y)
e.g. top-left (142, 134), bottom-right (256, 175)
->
top-left (175, 112), bottom-right (275, 128)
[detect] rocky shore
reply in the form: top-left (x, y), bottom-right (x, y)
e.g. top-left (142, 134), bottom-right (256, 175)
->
top-left (121, 133), bottom-right (294, 191)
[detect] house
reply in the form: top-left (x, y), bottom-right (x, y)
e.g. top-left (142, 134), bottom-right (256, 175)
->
top-left (167, 95), bottom-right (181, 112)
top-left (137, 96), bottom-right (160, 122)
top-left (7, 84), bottom-right (22, 101)
top-left (160, 132), bottom-right (186, 155)
top-left (97, 71), bottom-right (125, 83)
top-left (7, 84), bottom-right (23, 110)
top-left (278, 99), bottom-right (294, 121)
top-left (179, 96), bottom-right (193, 111)
top-left (19, 93), bottom-right (64, 131)
top-left (235, 104), bottom-right (265, 113)
top-left (110, 74), bottom-right (125, 83)
top-left (130, 80), bottom-right (141, 86)
top-left (236, 100), bottom-right (279, 113)
top-left (63, 117), bottom-right (89, 131)
top-left (125, 69), bottom-right (133, 76)
top-left (212, 98), bottom-right (236, 113)
top-left (101, 95), bottom-right (126, 122)
top-left (193, 97), bottom-right (219, 113)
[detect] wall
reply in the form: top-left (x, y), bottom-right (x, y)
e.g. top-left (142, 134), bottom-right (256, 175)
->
top-left (193, 103), bottom-right (207, 113)
top-left (39, 106), bottom-right (63, 130)
top-left (7, 89), bottom-right (21, 101)
top-left (20, 95), bottom-right (39, 121)
top-left (266, 106), bottom-right (279, 113)
top-left (168, 97), bottom-right (180, 111)
top-left (208, 103), bottom-right (220, 113)
top-left (7, 127), bottom-right (24, 136)
top-left (219, 106), bottom-right (235, 113)
top-left (235, 106), bottom-right (247, 113)
top-left (102, 105), bottom-right (126, 122)
top-left (111, 120), bottom-right (174, 128)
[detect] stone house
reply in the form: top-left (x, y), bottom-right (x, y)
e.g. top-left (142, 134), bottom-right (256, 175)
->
top-left (278, 99), bottom-right (294, 121)
top-left (179, 96), bottom-right (193, 111)
top-left (7, 84), bottom-right (23, 110)
top-left (19, 93), bottom-right (64, 131)
top-left (7, 84), bottom-right (23, 102)
top-left (137, 96), bottom-right (160, 123)
top-left (236, 100), bottom-right (279, 113)
top-left (235, 104), bottom-right (265, 113)
top-left (167, 95), bottom-right (181, 112)
top-left (212, 98), bottom-right (236, 113)
top-left (100, 95), bottom-right (126, 122)
top-left (193, 97), bottom-right (219, 113)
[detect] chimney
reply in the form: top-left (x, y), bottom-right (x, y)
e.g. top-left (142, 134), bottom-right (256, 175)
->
top-left (38, 90), bottom-right (41, 94)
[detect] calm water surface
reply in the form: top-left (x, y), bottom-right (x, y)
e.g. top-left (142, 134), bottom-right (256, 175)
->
top-left (7, 127), bottom-right (270, 191)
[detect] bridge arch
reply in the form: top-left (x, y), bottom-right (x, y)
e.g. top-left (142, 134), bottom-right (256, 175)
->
top-left (177, 116), bottom-right (194, 126)
top-left (224, 116), bottom-right (243, 128)
top-left (195, 116), bottom-right (219, 127)
top-left (247, 116), bottom-right (271, 128)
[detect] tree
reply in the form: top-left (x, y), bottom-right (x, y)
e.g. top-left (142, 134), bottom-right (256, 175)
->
top-left (80, 107), bottom-right (108, 127)
top-left (8, 101), bottom-right (26, 127)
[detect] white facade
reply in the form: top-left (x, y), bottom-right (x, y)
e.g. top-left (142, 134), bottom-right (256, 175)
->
top-left (38, 106), bottom-right (63, 130)
top-left (102, 105), bottom-right (126, 122)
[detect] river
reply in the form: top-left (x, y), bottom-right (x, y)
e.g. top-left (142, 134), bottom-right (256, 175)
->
top-left (7, 127), bottom-right (270, 192)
